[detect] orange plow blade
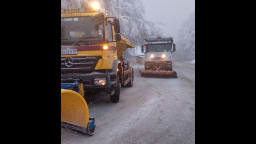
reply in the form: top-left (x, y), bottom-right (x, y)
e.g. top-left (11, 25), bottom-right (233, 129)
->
top-left (140, 70), bottom-right (178, 78)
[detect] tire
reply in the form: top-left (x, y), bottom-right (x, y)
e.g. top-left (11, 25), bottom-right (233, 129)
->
top-left (110, 76), bottom-right (121, 103)
top-left (126, 69), bottom-right (134, 87)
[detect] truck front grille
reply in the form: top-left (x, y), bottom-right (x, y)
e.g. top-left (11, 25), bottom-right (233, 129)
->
top-left (61, 56), bottom-right (101, 74)
top-left (152, 57), bottom-right (163, 60)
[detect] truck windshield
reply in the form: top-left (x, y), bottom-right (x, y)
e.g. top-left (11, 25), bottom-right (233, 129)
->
top-left (146, 44), bottom-right (171, 52)
top-left (61, 16), bottom-right (104, 44)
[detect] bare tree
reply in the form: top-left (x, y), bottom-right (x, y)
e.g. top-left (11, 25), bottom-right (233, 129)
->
top-left (61, 0), bottom-right (81, 9)
top-left (173, 12), bottom-right (195, 61)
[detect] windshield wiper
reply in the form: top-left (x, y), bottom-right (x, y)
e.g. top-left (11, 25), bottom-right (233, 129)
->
top-left (71, 37), bottom-right (101, 46)
top-left (61, 37), bottom-right (102, 46)
top-left (61, 39), bottom-right (76, 45)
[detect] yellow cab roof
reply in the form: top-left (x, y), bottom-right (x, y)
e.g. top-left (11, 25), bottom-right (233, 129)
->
top-left (61, 8), bottom-right (99, 18)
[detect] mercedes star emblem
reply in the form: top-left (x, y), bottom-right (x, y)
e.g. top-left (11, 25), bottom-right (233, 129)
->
top-left (65, 58), bottom-right (74, 68)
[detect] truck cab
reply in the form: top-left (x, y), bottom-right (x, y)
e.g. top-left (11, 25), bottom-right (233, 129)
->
top-left (61, 3), bottom-right (134, 103)
top-left (142, 37), bottom-right (176, 71)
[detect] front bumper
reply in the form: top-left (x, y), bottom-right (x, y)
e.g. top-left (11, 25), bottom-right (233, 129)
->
top-left (61, 72), bottom-right (116, 89)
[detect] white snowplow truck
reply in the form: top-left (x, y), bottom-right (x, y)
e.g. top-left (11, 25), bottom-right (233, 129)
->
top-left (140, 37), bottom-right (177, 78)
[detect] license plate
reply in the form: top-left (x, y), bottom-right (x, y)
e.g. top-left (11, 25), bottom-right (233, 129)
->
top-left (61, 49), bottom-right (77, 55)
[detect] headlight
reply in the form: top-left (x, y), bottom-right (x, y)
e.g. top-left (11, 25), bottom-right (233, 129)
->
top-left (94, 78), bottom-right (106, 86)
top-left (103, 45), bottom-right (108, 50)
top-left (91, 1), bottom-right (100, 11)
top-left (150, 54), bottom-right (154, 58)
top-left (161, 54), bottom-right (166, 58)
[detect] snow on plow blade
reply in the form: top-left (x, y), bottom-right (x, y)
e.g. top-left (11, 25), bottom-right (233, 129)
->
top-left (140, 70), bottom-right (178, 78)
top-left (61, 89), bottom-right (95, 135)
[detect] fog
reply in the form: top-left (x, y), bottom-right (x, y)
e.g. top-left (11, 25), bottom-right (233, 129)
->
top-left (61, 0), bottom-right (195, 61)
top-left (61, 0), bottom-right (195, 39)
top-left (141, 0), bottom-right (195, 38)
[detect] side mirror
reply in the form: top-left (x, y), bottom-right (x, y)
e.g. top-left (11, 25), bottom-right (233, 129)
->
top-left (115, 33), bottom-right (121, 41)
top-left (141, 45), bottom-right (146, 53)
top-left (172, 43), bottom-right (176, 53)
top-left (124, 61), bottom-right (130, 67)
top-left (95, 24), bottom-right (99, 31)
top-left (94, 13), bottom-right (104, 23)
top-left (114, 18), bottom-right (120, 33)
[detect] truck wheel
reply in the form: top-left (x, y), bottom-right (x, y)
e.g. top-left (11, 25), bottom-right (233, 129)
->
top-left (110, 76), bottom-right (120, 103)
top-left (126, 69), bottom-right (134, 87)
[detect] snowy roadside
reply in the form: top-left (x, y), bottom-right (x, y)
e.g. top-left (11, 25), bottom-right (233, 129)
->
top-left (186, 60), bottom-right (195, 64)
top-left (132, 64), bottom-right (144, 69)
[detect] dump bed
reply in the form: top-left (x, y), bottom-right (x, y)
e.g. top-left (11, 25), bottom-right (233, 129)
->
top-left (117, 34), bottom-right (135, 59)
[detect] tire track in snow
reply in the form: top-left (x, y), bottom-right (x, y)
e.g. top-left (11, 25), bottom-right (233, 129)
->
top-left (100, 94), bottom-right (160, 144)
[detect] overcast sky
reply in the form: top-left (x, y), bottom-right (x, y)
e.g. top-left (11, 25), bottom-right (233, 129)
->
top-left (141, 0), bottom-right (195, 39)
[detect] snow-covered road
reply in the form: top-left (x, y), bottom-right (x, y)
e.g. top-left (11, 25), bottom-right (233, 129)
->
top-left (61, 61), bottom-right (195, 144)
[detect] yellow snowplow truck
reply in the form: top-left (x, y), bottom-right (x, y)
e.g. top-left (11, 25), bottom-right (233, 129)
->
top-left (140, 37), bottom-right (177, 78)
top-left (61, 4), bottom-right (134, 105)
top-left (61, 1), bottom-right (134, 135)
